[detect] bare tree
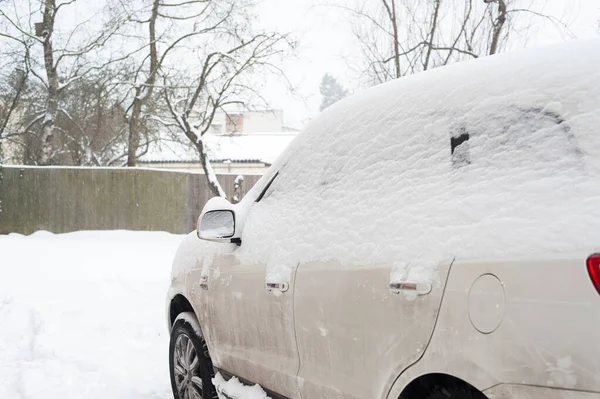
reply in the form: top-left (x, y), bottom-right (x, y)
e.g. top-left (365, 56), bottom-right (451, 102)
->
top-left (118, 0), bottom-right (294, 196)
top-left (56, 70), bottom-right (131, 165)
top-left (485, 0), bottom-right (507, 55)
top-left (423, 0), bottom-right (442, 70)
top-left (0, 68), bottom-right (28, 141)
top-left (0, 0), bottom-right (129, 165)
top-left (161, 30), bottom-right (293, 196)
top-left (123, 0), bottom-right (246, 167)
top-left (38, 0), bottom-right (60, 164)
top-left (381, 0), bottom-right (401, 78)
top-left (0, 0), bottom-right (294, 175)
top-left (125, 0), bottom-right (160, 167)
top-left (338, 0), bottom-right (572, 86)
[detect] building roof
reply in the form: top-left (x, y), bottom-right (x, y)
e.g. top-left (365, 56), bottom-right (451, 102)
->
top-left (140, 133), bottom-right (297, 165)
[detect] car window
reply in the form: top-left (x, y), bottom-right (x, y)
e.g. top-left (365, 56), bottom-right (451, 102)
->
top-left (451, 107), bottom-right (582, 170)
top-left (265, 105), bottom-right (584, 202)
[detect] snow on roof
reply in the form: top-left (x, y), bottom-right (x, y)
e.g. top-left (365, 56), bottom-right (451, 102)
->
top-left (140, 133), bottom-right (297, 165)
top-left (230, 40), bottom-right (600, 285)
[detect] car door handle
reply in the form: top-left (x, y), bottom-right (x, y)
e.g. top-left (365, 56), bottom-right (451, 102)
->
top-left (265, 282), bottom-right (289, 292)
top-left (390, 282), bottom-right (432, 295)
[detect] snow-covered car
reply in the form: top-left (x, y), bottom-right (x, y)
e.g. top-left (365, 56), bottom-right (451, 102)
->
top-left (166, 40), bottom-right (600, 399)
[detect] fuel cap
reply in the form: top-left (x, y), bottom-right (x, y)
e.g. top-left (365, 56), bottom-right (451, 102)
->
top-left (468, 273), bottom-right (505, 334)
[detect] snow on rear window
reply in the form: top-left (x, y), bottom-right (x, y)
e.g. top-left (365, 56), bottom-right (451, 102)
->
top-left (455, 106), bottom-right (582, 170)
top-left (236, 40), bottom-right (600, 284)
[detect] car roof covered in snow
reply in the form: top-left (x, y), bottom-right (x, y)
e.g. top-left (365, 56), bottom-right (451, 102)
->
top-left (269, 39), bottom-right (600, 175)
top-left (233, 40), bottom-right (600, 284)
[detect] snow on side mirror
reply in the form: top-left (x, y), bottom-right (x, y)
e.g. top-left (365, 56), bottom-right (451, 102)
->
top-left (199, 210), bottom-right (234, 239)
top-left (197, 197), bottom-right (241, 244)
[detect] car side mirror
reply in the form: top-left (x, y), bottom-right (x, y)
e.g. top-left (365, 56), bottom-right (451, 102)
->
top-left (197, 197), bottom-right (241, 244)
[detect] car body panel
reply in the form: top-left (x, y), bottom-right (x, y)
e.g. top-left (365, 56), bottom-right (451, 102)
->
top-left (167, 232), bottom-right (208, 331)
top-left (294, 260), bottom-right (452, 399)
top-left (201, 254), bottom-right (300, 399)
top-left (484, 384), bottom-right (600, 399)
top-left (387, 254), bottom-right (600, 398)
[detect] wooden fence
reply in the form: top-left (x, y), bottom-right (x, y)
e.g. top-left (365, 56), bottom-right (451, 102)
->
top-left (0, 166), bottom-right (261, 235)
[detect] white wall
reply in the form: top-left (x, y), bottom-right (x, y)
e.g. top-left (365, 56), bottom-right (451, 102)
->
top-left (242, 110), bottom-right (283, 133)
top-left (210, 110), bottom-right (284, 133)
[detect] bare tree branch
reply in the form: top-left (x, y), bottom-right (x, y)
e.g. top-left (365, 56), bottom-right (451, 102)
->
top-left (0, 68), bottom-right (28, 139)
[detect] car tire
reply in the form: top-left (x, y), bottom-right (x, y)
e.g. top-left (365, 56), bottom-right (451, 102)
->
top-left (169, 312), bottom-right (218, 399)
top-left (425, 386), bottom-right (486, 399)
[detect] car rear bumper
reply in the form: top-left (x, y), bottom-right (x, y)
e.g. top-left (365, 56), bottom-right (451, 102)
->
top-left (484, 384), bottom-right (600, 399)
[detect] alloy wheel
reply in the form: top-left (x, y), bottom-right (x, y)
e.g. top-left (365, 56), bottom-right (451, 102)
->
top-left (173, 333), bottom-right (204, 399)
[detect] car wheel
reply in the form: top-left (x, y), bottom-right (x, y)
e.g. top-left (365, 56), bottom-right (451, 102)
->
top-left (425, 386), bottom-right (486, 399)
top-left (169, 312), bottom-right (217, 399)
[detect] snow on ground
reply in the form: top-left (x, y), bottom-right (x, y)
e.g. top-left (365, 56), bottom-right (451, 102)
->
top-left (0, 231), bottom-right (183, 399)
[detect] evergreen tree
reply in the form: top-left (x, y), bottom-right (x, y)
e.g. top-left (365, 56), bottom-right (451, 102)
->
top-left (319, 73), bottom-right (348, 111)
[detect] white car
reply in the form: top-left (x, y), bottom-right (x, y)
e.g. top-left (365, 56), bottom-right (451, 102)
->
top-left (166, 40), bottom-right (600, 399)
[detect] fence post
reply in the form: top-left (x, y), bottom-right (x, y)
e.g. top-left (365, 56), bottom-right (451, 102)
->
top-left (232, 175), bottom-right (244, 204)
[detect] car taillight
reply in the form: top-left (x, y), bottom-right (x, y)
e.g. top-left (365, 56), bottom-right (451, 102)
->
top-left (587, 254), bottom-right (600, 295)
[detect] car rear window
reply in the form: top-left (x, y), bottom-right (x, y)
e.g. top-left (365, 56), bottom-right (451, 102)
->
top-left (450, 106), bottom-right (582, 171)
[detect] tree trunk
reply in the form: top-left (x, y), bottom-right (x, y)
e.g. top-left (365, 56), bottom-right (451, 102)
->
top-left (126, 87), bottom-right (143, 166)
top-left (390, 0), bottom-right (401, 78)
top-left (195, 137), bottom-right (226, 198)
top-left (381, 0), bottom-right (401, 79)
top-left (488, 0), bottom-right (507, 55)
top-left (423, 0), bottom-right (441, 71)
top-left (40, 0), bottom-right (58, 165)
top-left (126, 0), bottom-right (159, 166)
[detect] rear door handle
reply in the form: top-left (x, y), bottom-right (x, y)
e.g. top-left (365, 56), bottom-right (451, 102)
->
top-left (390, 282), bottom-right (432, 295)
top-left (265, 282), bottom-right (289, 292)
